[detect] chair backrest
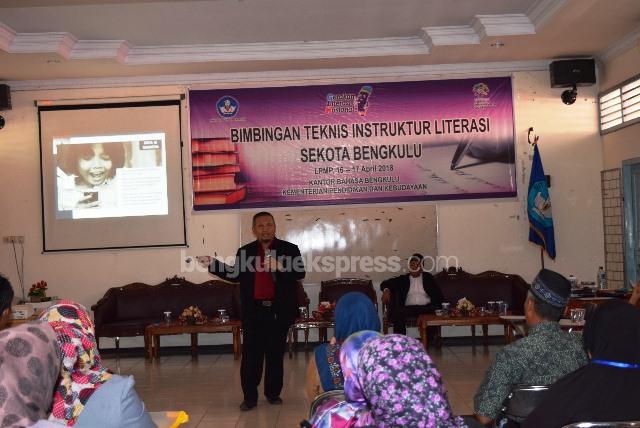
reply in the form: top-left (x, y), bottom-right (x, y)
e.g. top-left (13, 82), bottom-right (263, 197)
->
top-left (562, 423), bottom-right (640, 428)
top-left (319, 278), bottom-right (377, 307)
top-left (497, 384), bottom-right (549, 424)
top-left (308, 389), bottom-right (346, 418)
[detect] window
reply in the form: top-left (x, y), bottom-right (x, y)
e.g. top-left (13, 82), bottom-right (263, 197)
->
top-left (599, 74), bottom-right (640, 134)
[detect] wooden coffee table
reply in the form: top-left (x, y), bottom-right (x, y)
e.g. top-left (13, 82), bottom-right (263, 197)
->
top-left (145, 320), bottom-right (241, 360)
top-left (417, 313), bottom-right (507, 349)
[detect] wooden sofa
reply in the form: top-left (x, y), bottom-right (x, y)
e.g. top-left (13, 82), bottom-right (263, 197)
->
top-left (91, 276), bottom-right (241, 352)
top-left (382, 268), bottom-right (529, 334)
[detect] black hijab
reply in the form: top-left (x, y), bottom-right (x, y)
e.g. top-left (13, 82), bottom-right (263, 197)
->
top-left (583, 299), bottom-right (640, 364)
top-left (523, 300), bottom-right (640, 428)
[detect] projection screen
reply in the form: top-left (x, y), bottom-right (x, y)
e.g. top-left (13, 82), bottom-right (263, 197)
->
top-left (39, 100), bottom-right (186, 251)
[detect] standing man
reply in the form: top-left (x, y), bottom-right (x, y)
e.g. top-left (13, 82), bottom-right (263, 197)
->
top-left (197, 212), bottom-right (305, 411)
top-left (380, 253), bottom-right (443, 335)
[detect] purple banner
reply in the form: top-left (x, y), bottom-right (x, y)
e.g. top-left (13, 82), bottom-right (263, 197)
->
top-left (189, 77), bottom-right (515, 210)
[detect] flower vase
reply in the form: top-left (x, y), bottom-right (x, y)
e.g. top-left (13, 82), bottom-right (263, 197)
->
top-left (321, 310), bottom-right (333, 321)
top-left (30, 295), bottom-right (43, 303)
top-left (186, 316), bottom-right (196, 326)
top-left (459, 309), bottom-right (469, 317)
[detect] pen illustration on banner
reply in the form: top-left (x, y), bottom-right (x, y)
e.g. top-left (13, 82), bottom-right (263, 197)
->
top-left (450, 141), bottom-right (473, 170)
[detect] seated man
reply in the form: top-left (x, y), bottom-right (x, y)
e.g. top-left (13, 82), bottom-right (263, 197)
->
top-left (380, 253), bottom-right (443, 335)
top-left (0, 274), bottom-right (14, 329)
top-left (473, 268), bottom-right (588, 426)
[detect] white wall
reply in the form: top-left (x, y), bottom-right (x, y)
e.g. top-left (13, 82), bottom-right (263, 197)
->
top-left (439, 71), bottom-right (604, 283)
top-left (600, 43), bottom-right (640, 170)
top-left (0, 70), bottom-right (604, 348)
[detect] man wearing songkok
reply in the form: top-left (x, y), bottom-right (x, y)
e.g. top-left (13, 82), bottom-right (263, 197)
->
top-left (473, 268), bottom-right (587, 425)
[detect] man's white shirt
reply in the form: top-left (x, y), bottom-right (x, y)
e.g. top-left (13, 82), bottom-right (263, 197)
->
top-left (405, 274), bottom-right (431, 306)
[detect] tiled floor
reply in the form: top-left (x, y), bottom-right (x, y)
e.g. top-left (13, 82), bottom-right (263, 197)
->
top-left (109, 343), bottom-right (499, 427)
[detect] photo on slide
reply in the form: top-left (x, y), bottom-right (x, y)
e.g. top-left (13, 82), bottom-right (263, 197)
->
top-left (54, 133), bottom-right (168, 219)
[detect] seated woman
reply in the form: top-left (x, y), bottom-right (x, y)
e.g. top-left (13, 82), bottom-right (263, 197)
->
top-left (0, 322), bottom-right (61, 427)
top-left (308, 330), bottom-right (382, 427)
top-left (305, 292), bottom-right (380, 401)
top-left (523, 300), bottom-right (640, 427)
top-left (311, 334), bottom-right (467, 427)
top-left (39, 300), bottom-right (155, 428)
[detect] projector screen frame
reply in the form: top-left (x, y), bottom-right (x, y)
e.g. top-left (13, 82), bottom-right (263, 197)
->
top-left (38, 99), bottom-right (188, 252)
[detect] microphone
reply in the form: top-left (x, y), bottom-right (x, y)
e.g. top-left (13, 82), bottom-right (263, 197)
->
top-left (267, 250), bottom-right (277, 282)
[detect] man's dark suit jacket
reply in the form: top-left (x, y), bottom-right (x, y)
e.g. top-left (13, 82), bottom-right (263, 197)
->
top-left (380, 272), bottom-right (444, 315)
top-left (210, 237), bottom-right (305, 326)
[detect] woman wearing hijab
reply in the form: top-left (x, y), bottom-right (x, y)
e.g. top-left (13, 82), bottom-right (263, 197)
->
top-left (308, 330), bottom-right (382, 427)
top-left (0, 322), bottom-right (61, 427)
top-left (305, 292), bottom-right (381, 400)
top-left (523, 300), bottom-right (640, 427)
top-left (39, 300), bottom-right (155, 428)
top-left (357, 334), bottom-right (467, 428)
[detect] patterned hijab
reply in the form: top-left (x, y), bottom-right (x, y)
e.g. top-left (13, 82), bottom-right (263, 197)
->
top-left (357, 335), bottom-right (466, 428)
top-left (0, 322), bottom-right (61, 427)
top-left (39, 300), bottom-right (112, 426)
top-left (309, 331), bottom-right (381, 428)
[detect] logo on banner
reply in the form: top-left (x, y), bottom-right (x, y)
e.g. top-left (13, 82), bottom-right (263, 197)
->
top-left (472, 83), bottom-right (495, 109)
top-left (325, 85), bottom-right (373, 116)
top-left (216, 96), bottom-right (239, 118)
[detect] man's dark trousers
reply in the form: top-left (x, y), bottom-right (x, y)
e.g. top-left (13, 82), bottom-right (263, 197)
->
top-left (241, 303), bottom-right (290, 405)
top-left (391, 304), bottom-right (435, 335)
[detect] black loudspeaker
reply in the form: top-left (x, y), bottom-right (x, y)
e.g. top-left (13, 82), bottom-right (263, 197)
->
top-left (0, 85), bottom-right (11, 111)
top-left (549, 59), bottom-right (596, 88)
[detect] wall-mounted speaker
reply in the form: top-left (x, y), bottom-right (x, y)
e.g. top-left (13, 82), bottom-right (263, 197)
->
top-left (0, 85), bottom-right (11, 111)
top-left (549, 59), bottom-right (596, 88)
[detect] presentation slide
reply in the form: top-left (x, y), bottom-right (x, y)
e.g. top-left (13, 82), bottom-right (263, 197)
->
top-left (54, 133), bottom-right (168, 219)
top-left (39, 100), bottom-right (186, 252)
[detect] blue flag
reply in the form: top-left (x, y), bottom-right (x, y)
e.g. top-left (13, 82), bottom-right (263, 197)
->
top-left (527, 144), bottom-right (556, 259)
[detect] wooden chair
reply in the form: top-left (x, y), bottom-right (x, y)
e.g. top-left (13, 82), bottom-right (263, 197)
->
top-left (319, 278), bottom-right (377, 307)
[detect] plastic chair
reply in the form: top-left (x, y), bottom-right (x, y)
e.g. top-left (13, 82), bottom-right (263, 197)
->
top-left (308, 389), bottom-right (346, 418)
top-left (561, 423), bottom-right (640, 428)
top-left (148, 411), bottom-right (189, 428)
top-left (495, 385), bottom-right (549, 427)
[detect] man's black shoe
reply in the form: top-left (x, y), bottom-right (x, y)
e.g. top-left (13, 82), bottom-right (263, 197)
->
top-left (266, 396), bottom-right (283, 405)
top-left (239, 401), bottom-right (256, 411)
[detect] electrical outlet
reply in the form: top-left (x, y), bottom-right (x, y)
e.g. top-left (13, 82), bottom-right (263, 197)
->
top-left (2, 236), bottom-right (24, 244)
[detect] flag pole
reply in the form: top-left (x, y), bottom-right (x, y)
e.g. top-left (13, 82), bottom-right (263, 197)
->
top-left (540, 248), bottom-right (545, 269)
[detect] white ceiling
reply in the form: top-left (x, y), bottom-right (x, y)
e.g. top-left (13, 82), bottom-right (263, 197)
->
top-left (0, 0), bottom-right (639, 83)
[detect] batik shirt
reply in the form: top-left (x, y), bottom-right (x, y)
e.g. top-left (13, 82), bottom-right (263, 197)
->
top-left (474, 321), bottom-right (587, 420)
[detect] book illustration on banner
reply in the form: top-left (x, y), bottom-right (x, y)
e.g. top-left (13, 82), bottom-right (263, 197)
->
top-left (191, 138), bottom-right (247, 206)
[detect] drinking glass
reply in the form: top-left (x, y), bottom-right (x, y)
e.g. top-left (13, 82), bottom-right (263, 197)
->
top-left (487, 301), bottom-right (496, 314)
top-left (499, 302), bottom-right (509, 315)
top-left (218, 309), bottom-right (229, 323)
top-left (441, 302), bottom-right (451, 316)
top-left (163, 311), bottom-right (172, 324)
top-left (478, 307), bottom-right (488, 316)
top-left (570, 308), bottom-right (586, 324)
top-left (299, 307), bottom-right (309, 319)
